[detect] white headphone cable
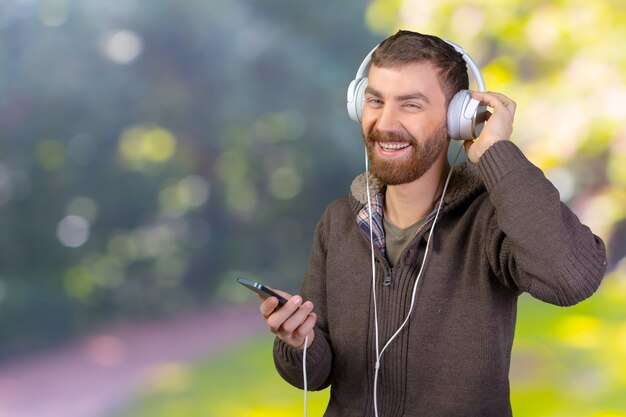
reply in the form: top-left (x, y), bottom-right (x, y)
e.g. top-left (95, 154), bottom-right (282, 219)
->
top-left (364, 146), bottom-right (382, 377)
top-left (369, 144), bottom-right (463, 417)
top-left (303, 334), bottom-right (309, 417)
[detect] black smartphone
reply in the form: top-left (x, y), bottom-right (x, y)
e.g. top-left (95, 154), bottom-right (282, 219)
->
top-left (237, 277), bottom-right (288, 306)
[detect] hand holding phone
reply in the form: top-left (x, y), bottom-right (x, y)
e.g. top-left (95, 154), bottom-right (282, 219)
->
top-left (238, 277), bottom-right (316, 350)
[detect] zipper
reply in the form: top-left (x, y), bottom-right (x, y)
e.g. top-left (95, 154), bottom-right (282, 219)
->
top-left (358, 229), bottom-right (393, 284)
top-left (381, 217), bottom-right (434, 287)
top-left (358, 206), bottom-right (442, 287)
top-left (383, 268), bottom-right (393, 286)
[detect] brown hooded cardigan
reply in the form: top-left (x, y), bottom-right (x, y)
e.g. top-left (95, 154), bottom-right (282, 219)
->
top-left (273, 141), bottom-right (607, 417)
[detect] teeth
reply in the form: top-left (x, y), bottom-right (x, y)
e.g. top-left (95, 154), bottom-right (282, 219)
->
top-left (380, 142), bottom-right (410, 150)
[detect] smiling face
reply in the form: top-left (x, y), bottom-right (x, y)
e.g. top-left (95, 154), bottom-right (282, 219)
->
top-left (361, 61), bottom-right (449, 185)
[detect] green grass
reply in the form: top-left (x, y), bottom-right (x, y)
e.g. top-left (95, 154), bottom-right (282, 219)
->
top-left (115, 334), bottom-right (330, 417)
top-left (509, 272), bottom-right (626, 417)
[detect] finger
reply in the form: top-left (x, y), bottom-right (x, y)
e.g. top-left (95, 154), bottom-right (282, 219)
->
top-left (259, 287), bottom-right (293, 317)
top-left (266, 295), bottom-right (304, 332)
top-left (293, 313), bottom-right (317, 341)
top-left (470, 91), bottom-right (503, 108)
top-left (487, 91), bottom-right (515, 102)
top-left (489, 92), bottom-right (516, 113)
top-left (279, 301), bottom-right (315, 335)
top-left (471, 91), bottom-right (515, 112)
top-left (472, 90), bottom-right (510, 103)
top-left (463, 139), bottom-right (473, 154)
top-left (291, 313), bottom-right (317, 349)
top-left (259, 296), bottom-right (279, 320)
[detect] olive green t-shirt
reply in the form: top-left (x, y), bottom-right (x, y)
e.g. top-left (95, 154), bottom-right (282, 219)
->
top-left (383, 216), bottom-right (426, 267)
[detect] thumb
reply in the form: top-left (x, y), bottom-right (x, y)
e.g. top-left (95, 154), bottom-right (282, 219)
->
top-left (463, 139), bottom-right (481, 163)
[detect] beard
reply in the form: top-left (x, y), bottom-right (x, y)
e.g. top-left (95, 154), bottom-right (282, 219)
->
top-left (363, 126), bottom-right (448, 185)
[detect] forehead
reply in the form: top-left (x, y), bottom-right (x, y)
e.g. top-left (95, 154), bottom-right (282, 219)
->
top-left (367, 62), bottom-right (446, 104)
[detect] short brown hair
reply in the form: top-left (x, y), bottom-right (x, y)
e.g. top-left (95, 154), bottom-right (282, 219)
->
top-left (371, 30), bottom-right (469, 103)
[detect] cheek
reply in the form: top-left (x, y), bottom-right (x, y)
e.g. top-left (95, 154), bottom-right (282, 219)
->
top-left (412, 116), bottom-right (447, 137)
top-left (360, 106), bottom-right (379, 128)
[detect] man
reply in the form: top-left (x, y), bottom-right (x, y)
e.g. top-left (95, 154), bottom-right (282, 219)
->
top-left (259, 31), bottom-right (606, 416)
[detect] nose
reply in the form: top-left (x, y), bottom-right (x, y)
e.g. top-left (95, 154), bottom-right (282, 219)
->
top-left (375, 104), bottom-right (401, 133)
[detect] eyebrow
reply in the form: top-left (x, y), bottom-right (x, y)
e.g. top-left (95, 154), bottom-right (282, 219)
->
top-left (365, 86), bottom-right (431, 104)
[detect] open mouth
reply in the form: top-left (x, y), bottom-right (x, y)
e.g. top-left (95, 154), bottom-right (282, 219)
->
top-left (377, 141), bottom-right (411, 155)
top-left (379, 142), bottom-right (410, 150)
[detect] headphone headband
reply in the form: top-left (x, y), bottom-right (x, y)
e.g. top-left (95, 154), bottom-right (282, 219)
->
top-left (349, 40), bottom-right (486, 96)
top-left (443, 40), bottom-right (486, 92)
top-left (347, 45), bottom-right (379, 103)
top-left (346, 36), bottom-right (489, 162)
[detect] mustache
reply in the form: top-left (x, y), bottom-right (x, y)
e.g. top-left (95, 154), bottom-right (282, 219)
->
top-left (366, 129), bottom-right (416, 144)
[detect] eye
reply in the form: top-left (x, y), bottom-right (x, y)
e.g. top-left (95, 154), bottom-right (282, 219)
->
top-left (367, 98), bottom-right (383, 107)
top-left (404, 102), bottom-right (423, 110)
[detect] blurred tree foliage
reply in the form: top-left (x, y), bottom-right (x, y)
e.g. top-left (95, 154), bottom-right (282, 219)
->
top-left (0, 0), bottom-right (379, 359)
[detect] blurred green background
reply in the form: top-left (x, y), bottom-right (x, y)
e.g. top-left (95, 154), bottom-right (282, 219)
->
top-left (0, 0), bottom-right (625, 416)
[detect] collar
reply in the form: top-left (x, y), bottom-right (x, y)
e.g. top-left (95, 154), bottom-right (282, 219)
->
top-left (349, 162), bottom-right (485, 214)
top-left (350, 162), bottom-right (485, 255)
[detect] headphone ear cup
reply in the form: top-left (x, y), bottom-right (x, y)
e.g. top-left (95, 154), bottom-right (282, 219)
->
top-left (447, 90), bottom-right (487, 141)
top-left (347, 77), bottom-right (368, 122)
top-left (447, 90), bottom-right (469, 141)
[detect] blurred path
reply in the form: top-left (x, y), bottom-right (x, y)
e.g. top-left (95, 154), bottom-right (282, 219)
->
top-left (0, 304), bottom-right (265, 417)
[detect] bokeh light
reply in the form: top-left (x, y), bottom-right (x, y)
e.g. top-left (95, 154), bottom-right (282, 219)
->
top-left (101, 30), bottom-right (143, 64)
top-left (268, 166), bottom-right (302, 200)
top-left (64, 265), bottom-right (97, 300)
top-left (36, 140), bottom-right (65, 171)
top-left (38, 0), bottom-right (69, 28)
top-left (159, 175), bottom-right (210, 217)
top-left (118, 126), bottom-right (178, 169)
top-left (57, 215), bottom-right (90, 248)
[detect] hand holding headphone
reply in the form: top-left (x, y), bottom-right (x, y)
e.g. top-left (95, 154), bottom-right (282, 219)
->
top-left (462, 90), bottom-right (517, 163)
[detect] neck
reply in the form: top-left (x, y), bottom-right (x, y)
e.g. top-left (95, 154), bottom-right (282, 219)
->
top-left (384, 155), bottom-right (449, 229)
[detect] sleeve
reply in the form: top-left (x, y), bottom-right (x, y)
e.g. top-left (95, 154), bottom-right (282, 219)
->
top-left (272, 211), bottom-right (334, 390)
top-left (477, 140), bottom-right (607, 306)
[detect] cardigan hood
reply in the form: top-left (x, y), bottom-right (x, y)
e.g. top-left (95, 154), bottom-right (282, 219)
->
top-left (348, 161), bottom-right (486, 215)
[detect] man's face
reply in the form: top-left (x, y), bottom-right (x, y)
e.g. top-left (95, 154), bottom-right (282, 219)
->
top-left (361, 62), bottom-right (449, 185)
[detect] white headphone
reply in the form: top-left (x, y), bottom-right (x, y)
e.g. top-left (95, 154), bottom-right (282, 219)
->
top-left (346, 40), bottom-right (487, 143)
